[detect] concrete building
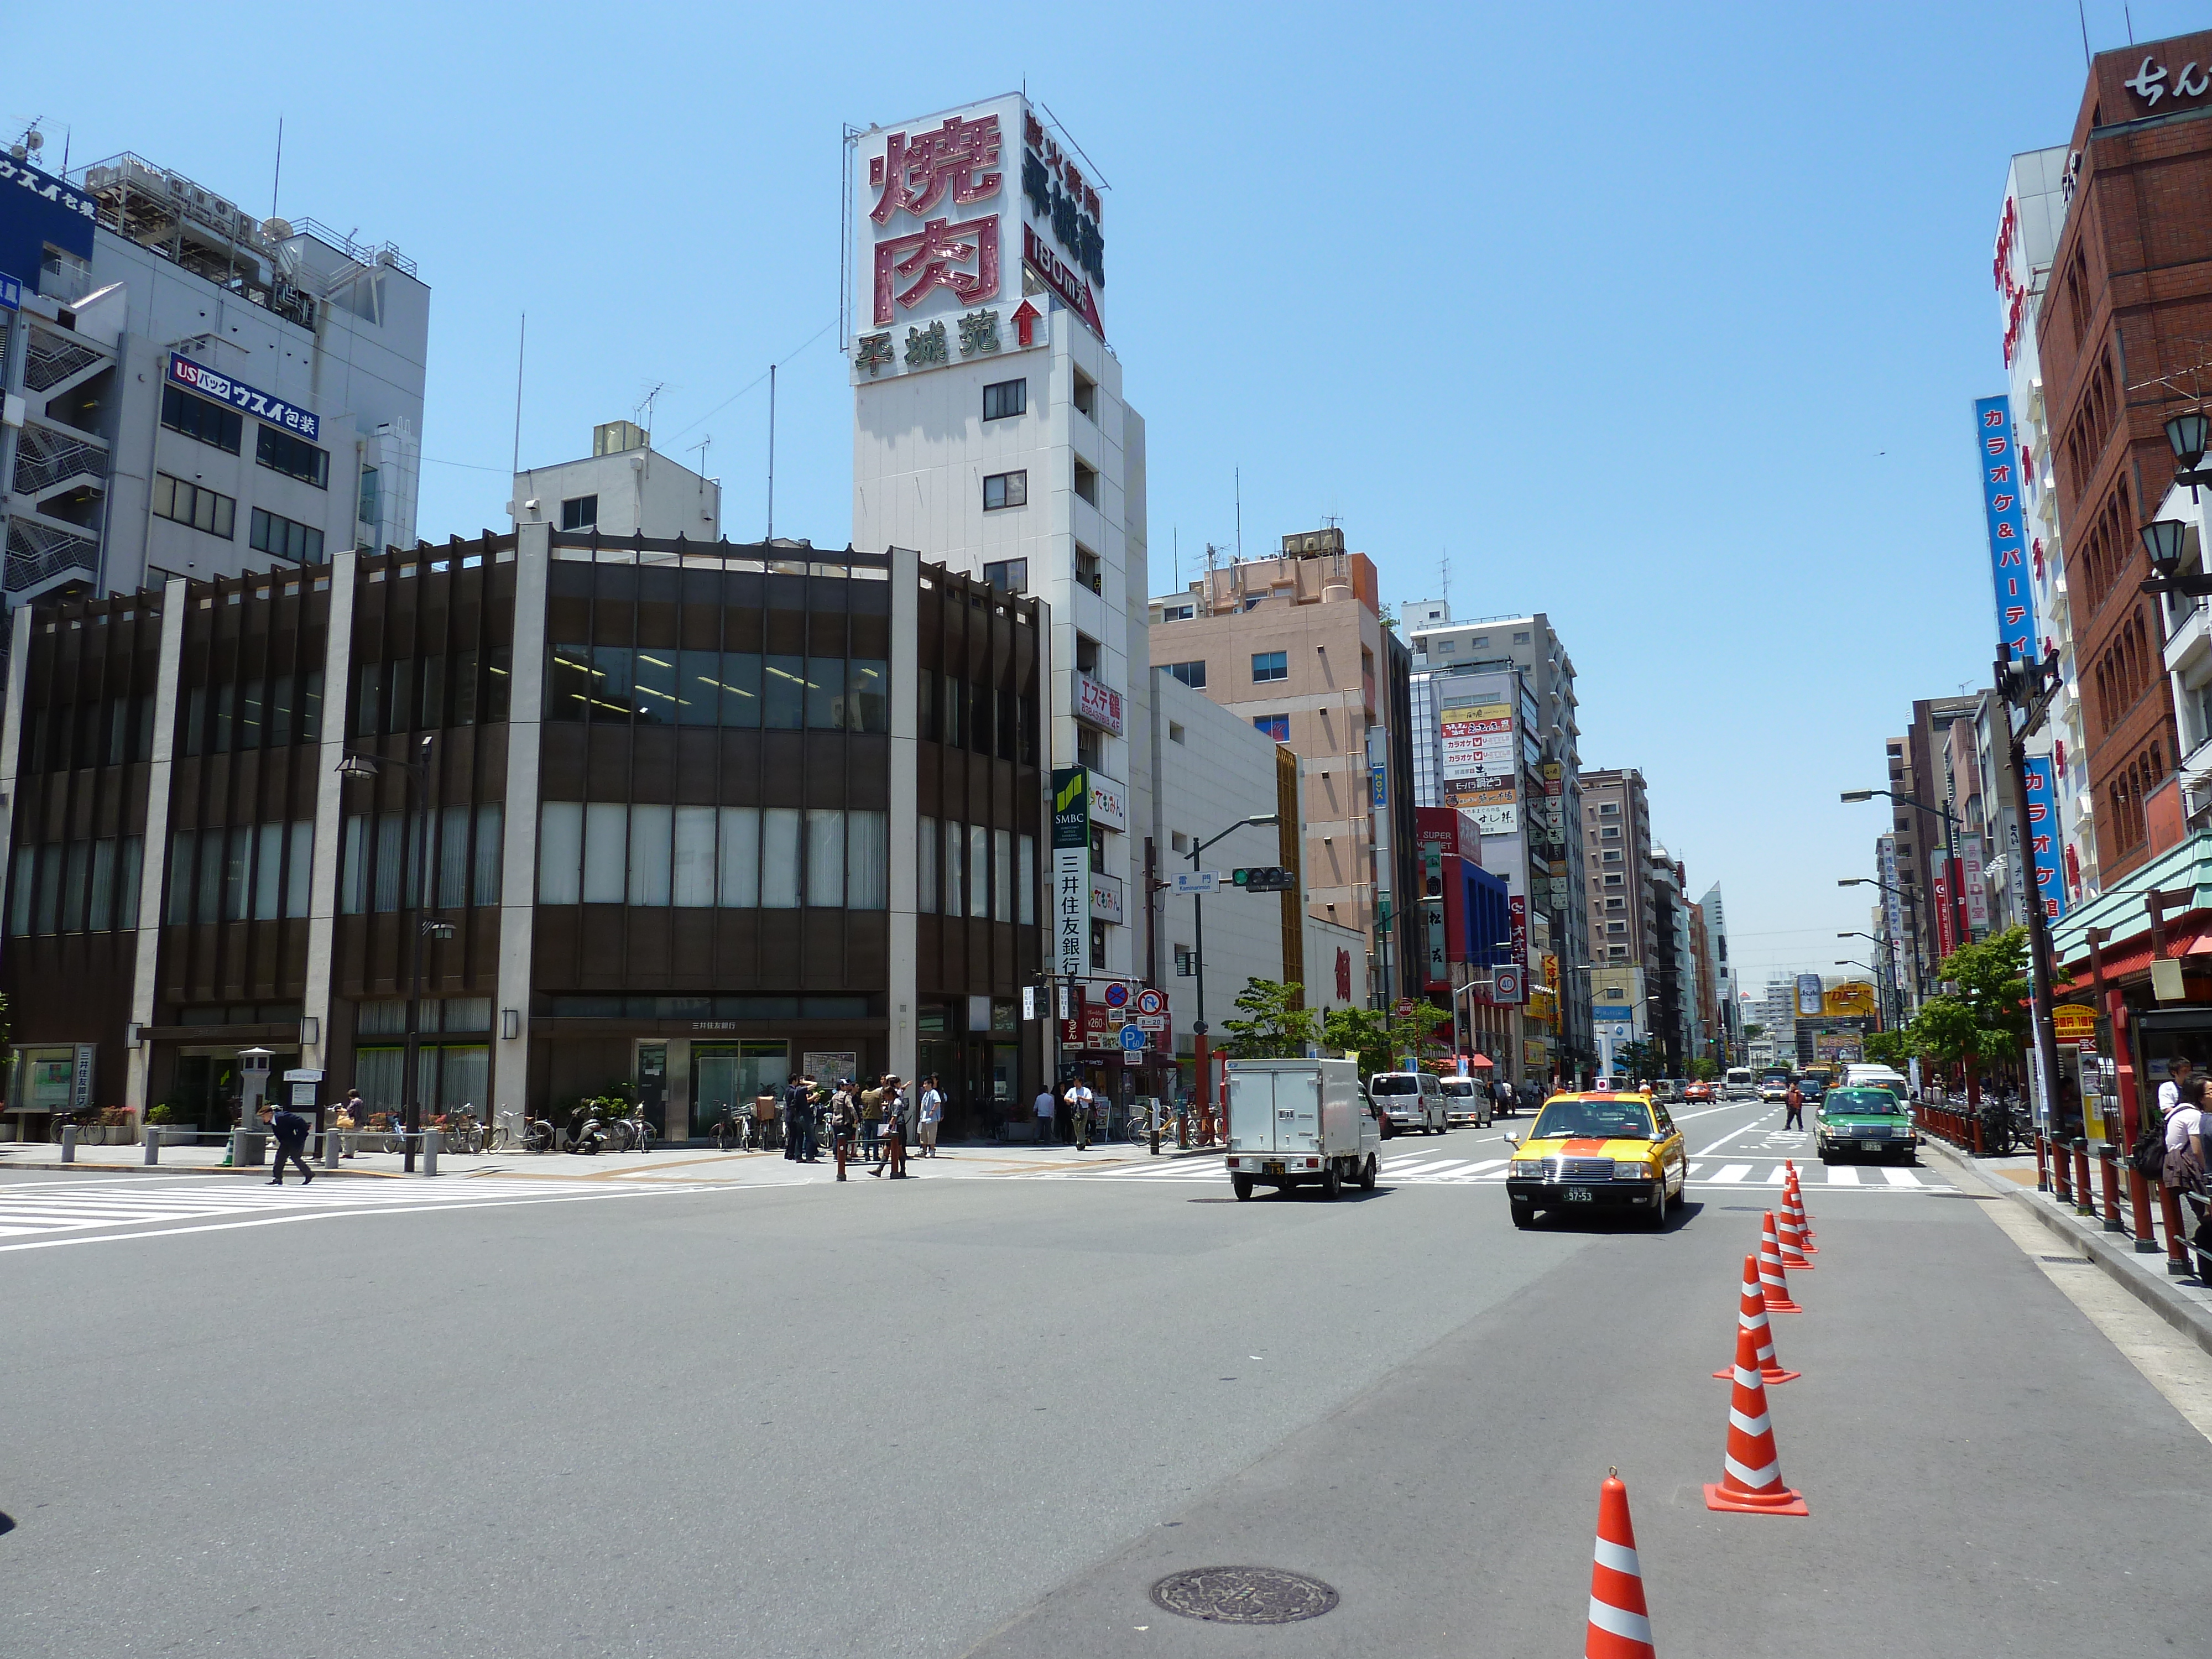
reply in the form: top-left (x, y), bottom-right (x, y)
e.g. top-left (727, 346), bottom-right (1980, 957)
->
top-left (0, 528), bottom-right (1055, 1143)
top-left (512, 421), bottom-right (721, 542)
top-left (1578, 768), bottom-right (1652, 971)
top-left (0, 145), bottom-right (428, 606)
top-left (1699, 881), bottom-right (1740, 1062)
top-left (849, 95), bottom-right (1149, 1013)
top-left (1147, 527), bottom-right (1416, 1009)
top-left (1749, 978), bottom-right (1797, 1070)
top-left (1647, 847), bottom-right (1691, 1076)
top-left (1408, 609), bottom-right (1589, 1077)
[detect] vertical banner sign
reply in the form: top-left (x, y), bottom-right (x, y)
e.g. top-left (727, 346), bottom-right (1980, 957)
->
top-left (1975, 395), bottom-right (2036, 664)
top-left (2020, 755), bottom-right (2069, 921)
top-left (1506, 896), bottom-right (1529, 1006)
top-left (1051, 768), bottom-right (1090, 977)
top-left (1879, 834), bottom-right (1907, 988)
top-left (1932, 868), bottom-right (1955, 959)
top-left (1962, 833), bottom-right (1989, 934)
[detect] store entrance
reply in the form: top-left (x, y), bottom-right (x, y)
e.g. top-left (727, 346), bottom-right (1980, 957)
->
top-left (691, 1041), bottom-right (789, 1138)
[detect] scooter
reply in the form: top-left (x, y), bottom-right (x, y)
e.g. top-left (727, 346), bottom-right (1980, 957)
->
top-left (567, 1104), bottom-right (613, 1155)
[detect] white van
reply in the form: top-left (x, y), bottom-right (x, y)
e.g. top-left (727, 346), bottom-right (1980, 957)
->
top-left (1841, 1063), bottom-right (1910, 1103)
top-left (1438, 1075), bottom-right (1493, 1127)
top-left (1368, 1071), bottom-right (1447, 1136)
top-left (1723, 1067), bottom-right (1757, 1100)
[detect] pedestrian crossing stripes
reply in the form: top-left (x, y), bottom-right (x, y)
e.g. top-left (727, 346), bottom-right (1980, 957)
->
top-left (1024, 1153), bottom-right (1951, 1192)
top-left (0, 1173), bottom-right (716, 1250)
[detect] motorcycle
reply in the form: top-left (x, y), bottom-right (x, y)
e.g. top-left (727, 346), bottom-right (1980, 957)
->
top-left (567, 1102), bottom-right (614, 1155)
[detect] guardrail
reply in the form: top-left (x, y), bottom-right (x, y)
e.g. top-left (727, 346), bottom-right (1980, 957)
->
top-left (1913, 1100), bottom-right (1986, 1154)
top-left (2030, 1129), bottom-right (2200, 1279)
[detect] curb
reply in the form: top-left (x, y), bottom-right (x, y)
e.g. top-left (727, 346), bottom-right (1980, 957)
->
top-left (0, 1157), bottom-right (401, 1180)
top-left (1921, 1135), bottom-right (2212, 1361)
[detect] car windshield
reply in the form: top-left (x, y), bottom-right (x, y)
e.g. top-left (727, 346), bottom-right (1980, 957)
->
top-left (1824, 1089), bottom-right (1904, 1115)
top-left (1530, 1099), bottom-right (1654, 1140)
top-left (1439, 1081), bottom-right (1474, 1097)
top-left (1370, 1076), bottom-right (1419, 1094)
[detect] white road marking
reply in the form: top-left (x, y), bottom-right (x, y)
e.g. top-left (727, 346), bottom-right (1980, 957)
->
top-left (1881, 1167), bottom-right (1924, 1188)
top-left (1827, 1166), bottom-right (1861, 1186)
top-left (1696, 1110), bottom-right (1781, 1157)
top-left (1713, 1165), bottom-right (1753, 1184)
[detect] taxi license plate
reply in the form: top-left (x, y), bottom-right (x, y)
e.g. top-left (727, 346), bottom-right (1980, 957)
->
top-left (1264, 1160), bottom-right (1284, 1175)
top-left (1564, 1186), bottom-right (1594, 1203)
top-left (1862, 1140), bottom-right (1884, 1151)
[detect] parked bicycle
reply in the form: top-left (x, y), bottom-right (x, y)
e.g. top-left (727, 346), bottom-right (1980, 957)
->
top-left (613, 1100), bottom-right (655, 1154)
top-left (435, 1107), bottom-right (484, 1155)
top-left (487, 1107), bottom-right (555, 1154)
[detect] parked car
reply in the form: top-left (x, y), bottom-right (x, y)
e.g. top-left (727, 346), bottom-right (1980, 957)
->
top-left (1367, 1071), bottom-right (1447, 1136)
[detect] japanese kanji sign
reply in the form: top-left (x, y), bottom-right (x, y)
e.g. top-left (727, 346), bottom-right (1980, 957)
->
top-left (1052, 767), bottom-right (1091, 978)
top-left (2021, 754), bottom-right (2068, 922)
top-left (170, 353), bottom-right (320, 441)
top-left (1975, 395), bottom-right (2034, 665)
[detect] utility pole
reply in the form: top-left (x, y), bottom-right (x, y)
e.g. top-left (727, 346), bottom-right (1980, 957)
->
top-left (1995, 648), bottom-right (2065, 1133)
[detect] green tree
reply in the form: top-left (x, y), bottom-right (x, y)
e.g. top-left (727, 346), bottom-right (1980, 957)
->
top-left (1861, 1029), bottom-right (1913, 1068)
top-left (1934, 926), bottom-right (2030, 1056)
top-left (1687, 1058), bottom-right (1718, 1082)
top-left (1323, 1006), bottom-right (1393, 1076)
top-left (1615, 1039), bottom-right (1656, 1082)
top-left (1218, 979), bottom-right (1319, 1058)
top-left (1743, 1023), bottom-right (1766, 1042)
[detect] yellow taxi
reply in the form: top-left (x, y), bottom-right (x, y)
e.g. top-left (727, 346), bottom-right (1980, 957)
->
top-left (1503, 1091), bottom-right (1687, 1229)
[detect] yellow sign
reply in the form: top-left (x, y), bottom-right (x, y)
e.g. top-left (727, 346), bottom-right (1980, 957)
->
top-left (1542, 953), bottom-right (1559, 991)
top-left (1824, 980), bottom-right (1878, 1018)
top-left (2052, 1004), bottom-right (2098, 1041)
top-left (1528, 989), bottom-right (1558, 1021)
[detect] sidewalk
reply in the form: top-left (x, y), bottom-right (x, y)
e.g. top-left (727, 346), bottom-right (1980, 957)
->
top-left (0, 1134), bottom-right (1213, 1183)
top-left (1921, 1133), bottom-right (2212, 1359)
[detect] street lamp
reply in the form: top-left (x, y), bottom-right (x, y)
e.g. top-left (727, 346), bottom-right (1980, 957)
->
top-left (1838, 876), bottom-right (1927, 1008)
top-left (1187, 812), bottom-right (1279, 1135)
top-left (1840, 788), bottom-right (1966, 959)
top-left (1839, 931), bottom-right (1896, 1030)
top-left (1451, 938), bottom-right (1516, 1071)
top-left (337, 734), bottom-right (448, 1172)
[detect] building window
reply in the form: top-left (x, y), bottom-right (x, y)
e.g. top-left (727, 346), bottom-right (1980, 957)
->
top-left (8, 836), bottom-right (143, 936)
top-left (1514, 631), bottom-right (1531, 644)
top-left (1073, 459), bottom-right (1098, 506)
top-left (256, 425), bottom-right (329, 488)
top-left (1608, 945), bottom-right (1629, 961)
top-left (1158, 604), bottom-right (1194, 621)
top-left (251, 507), bottom-right (325, 565)
top-left (1599, 802), bottom-right (1619, 815)
top-left (1605, 897), bottom-right (1626, 912)
top-left (537, 802), bottom-right (885, 910)
top-left (1175, 943), bottom-right (1194, 977)
top-left (1090, 919), bottom-right (1108, 971)
top-left (982, 558), bottom-right (1026, 593)
top-left (1603, 849), bottom-right (1623, 864)
top-left (983, 470), bottom-right (1027, 510)
top-left (560, 494), bottom-right (597, 531)
top-left (1603, 872), bottom-right (1624, 888)
top-left (1600, 826), bottom-right (1620, 840)
top-left (1253, 713), bottom-right (1290, 742)
top-left (1166, 660), bottom-right (1206, 690)
top-left (1075, 544), bottom-right (1102, 594)
top-left (1072, 369), bottom-right (1097, 419)
top-left (1606, 921), bottom-right (1627, 935)
top-left (1168, 722), bottom-right (1186, 745)
top-left (1251, 650), bottom-right (1287, 683)
top-left (1076, 724), bottom-right (1101, 768)
top-left (983, 378), bottom-right (1027, 420)
top-left (160, 386), bottom-right (242, 453)
top-left (152, 473), bottom-right (236, 539)
top-left (166, 823), bottom-right (309, 926)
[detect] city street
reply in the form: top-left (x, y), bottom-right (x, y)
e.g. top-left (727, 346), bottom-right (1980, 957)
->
top-left (6, 1095), bottom-right (2206, 1657)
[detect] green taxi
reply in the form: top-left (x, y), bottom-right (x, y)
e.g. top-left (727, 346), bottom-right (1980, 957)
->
top-left (1815, 1086), bottom-right (1918, 1165)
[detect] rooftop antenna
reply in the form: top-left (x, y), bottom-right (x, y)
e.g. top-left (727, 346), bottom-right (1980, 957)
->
top-left (271, 116), bottom-right (283, 221)
top-left (636, 381), bottom-right (666, 446)
top-left (1172, 525), bottom-right (1178, 592)
top-left (766, 362), bottom-right (776, 541)
top-left (1440, 550), bottom-right (1451, 617)
top-left (9, 119), bottom-right (43, 164)
top-left (1234, 467), bottom-right (1242, 563)
top-left (509, 313), bottom-right (525, 498)
top-left (2076, 0), bottom-right (2091, 67)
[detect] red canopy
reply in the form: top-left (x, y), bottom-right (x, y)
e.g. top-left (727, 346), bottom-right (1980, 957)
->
top-left (1464, 1054), bottom-right (1495, 1070)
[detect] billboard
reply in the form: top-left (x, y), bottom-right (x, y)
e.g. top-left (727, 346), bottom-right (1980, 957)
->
top-left (1824, 980), bottom-right (1879, 1019)
top-left (2021, 755), bottom-right (2068, 921)
top-left (1439, 701), bottom-right (1516, 783)
top-left (1794, 973), bottom-right (1825, 1018)
top-left (0, 154), bottom-right (96, 296)
top-left (851, 95), bottom-right (1106, 383)
top-left (1975, 395), bottom-right (2036, 665)
top-left (1050, 768), bottom-right (1089, 977)
top-left (1961, 832), bottom-right (1989, 933)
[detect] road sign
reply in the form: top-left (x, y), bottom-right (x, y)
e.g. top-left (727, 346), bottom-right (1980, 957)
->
top-left (1135, 1015), bottom-right (1166, 1031)
top-left (1174, 871), bottom-right (1220, 895)
top-left (1103, 982), bottom-right (1131, 1009)
top-left (1394, 999), bottom-right (1414, 1017)
top-left (1135, 988), bottom-right (1165, 1016)
top-left (283, 1069), bottom-right (325, 1083)
top-left (1119, 1022), bottom-right (1147, 1051)
top-left (0, 273), bottom-right (20, 312)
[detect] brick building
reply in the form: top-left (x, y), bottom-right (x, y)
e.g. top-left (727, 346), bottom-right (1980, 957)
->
top-left (2032, 33), bottom-right (2212, 884)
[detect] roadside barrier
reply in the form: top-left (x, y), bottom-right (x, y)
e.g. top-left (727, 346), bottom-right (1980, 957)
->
top-left (1756, 1213), bottom-right (1803, 1314)
top-left (1584, 1470), bottom-right (1656, 1658)
top-left (2096, 1145), bottom-right (2124, 1234)
top-left (2072, 1139), bottom-right (2095, 1217)
top-left (1714, 1251), bottom-right (1798, 1385)
top-left (2025, 1130), bottom-right (2199, 1270)
top-left (1783, 1162), bottom-right (1815, 1243)
top-left (1776, 1206), bottom-right (1815, 1271)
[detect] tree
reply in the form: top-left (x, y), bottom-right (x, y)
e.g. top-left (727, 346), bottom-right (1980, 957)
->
top-left (1861, 1029), bottom-right (1912, 1069)
top-left (1615, 1039), bottom-right (1657, 1083)
top-left (1934, 927), bottom-right (2030, 1056)
top-left (1322, 1001), bottom-right (1451, 1076)
top-left (1744, 1023), bottom-right (1766, 1042)
top-left (1688, 1058), bottom-right (1718, 1082)
top-left (1219, 979), bottom-right (1318, 1058)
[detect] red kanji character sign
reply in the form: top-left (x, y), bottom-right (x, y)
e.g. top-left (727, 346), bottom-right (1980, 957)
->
top-left (872, 216), bottom-right (1001, 326)
top-left (870, 116), bottom-right (1003, 225)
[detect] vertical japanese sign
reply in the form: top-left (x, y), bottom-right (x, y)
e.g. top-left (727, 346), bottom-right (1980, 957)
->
top-left (1975, 395), bottom-right (2036, 664)
top-left (1961, 833), bottom-right (1989, 934)
top-left (1878, 834), bottom-right (1907, 988)
top-left (2021, 755), bottom-right (2069, 921)
top-left (1933, 866), bottom-right (1956, 959)
top-left (1505, 896), bottom-right (1529, 1006)
top-left (1051, 767), bottom-right (1090, 978)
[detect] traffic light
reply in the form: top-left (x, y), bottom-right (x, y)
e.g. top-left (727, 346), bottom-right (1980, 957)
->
top-left (1233, 867), bottom-right (1295, 893)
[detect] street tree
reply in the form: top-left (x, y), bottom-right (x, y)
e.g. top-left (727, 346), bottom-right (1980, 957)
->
top-left (1218, 979), bottom-right (1318, 1058)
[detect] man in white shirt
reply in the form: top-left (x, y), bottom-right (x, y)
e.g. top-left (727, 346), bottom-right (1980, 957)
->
top-left (1068, 1080), bottom-right (1094, 1150)
top-left (917, 1076), bottom-right (943, 1158)
top-left (2159, 1056), bottom-right (2194, 1123)
top-left (1034, 1084), bottom-right (1057, 1144)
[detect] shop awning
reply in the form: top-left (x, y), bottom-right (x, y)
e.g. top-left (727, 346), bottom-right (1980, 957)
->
top-left (2057, 921), bottom-right (2212, 985)
top-left (1464, 1053), bottom-right (1495, 1069)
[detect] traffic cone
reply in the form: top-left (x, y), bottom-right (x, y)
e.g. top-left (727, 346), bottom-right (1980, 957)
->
top-left (1776, 1204), bottom-right (1815, 1270)
top-left (1757, 1212), bottom-right (1802, 1313)
top-left (1703, 1322), bottom-right (1809, 1515)
top-left (1784, 1163), bottom-right (1815, 1241)
top-left (1585, 1468), bottom-right (1656, 1657)
top-left (1713, 1252), bottom-right (1798, 1384)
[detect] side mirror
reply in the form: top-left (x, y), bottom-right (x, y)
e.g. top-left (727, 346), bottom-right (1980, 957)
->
top-left (1503, 1133), bottom-right (1519, 1150)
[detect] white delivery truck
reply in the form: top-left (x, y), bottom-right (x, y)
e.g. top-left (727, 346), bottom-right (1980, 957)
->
top-left (1223, 1057), bottom-right (1381, 1201)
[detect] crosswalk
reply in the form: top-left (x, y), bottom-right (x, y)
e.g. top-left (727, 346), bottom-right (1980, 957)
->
top-left (0, 1173), bottom-right (714, 1250)
top-left (1021, 1151), bottom-right (1952, 1192)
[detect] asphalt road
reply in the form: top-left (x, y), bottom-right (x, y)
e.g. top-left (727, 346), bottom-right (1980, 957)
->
top-left (5, 1096), bottom-right (2205, 1657)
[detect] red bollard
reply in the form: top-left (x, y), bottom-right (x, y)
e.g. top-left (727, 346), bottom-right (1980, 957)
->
top-left (2072, 1139), bottom-right (2095, 1217)
top-left (2052, 1137), bottom-right (2073, 1206)
top-left (2157, 1182), bottom-right (2194, 1277)
top-left (2097, 1145), bottom-right (2124, 1233)
top-left (2128, 1165), bottom-right (2160, 1255)
top-left (1970, 1112), bottom-right (1986, 1155)
top-left (2036, 1130), bottom-right (2051, 1192)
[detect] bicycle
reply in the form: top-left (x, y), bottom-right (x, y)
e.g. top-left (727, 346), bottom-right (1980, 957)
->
top-left (435, 1107), bottom-right (484, 1155)
top-left (487, 1108), bottom-right (554, 1154)
top-left (613, 1102), bottom-right (654, 1154)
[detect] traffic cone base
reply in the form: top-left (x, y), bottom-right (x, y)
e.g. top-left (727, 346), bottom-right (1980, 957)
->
top-left (1703, 1480), bottom-right (1807, 1516)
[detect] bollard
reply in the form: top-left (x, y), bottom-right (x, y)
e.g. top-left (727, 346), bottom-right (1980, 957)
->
top-left (144, 1124), bottom-right (160, 1166)
top-left (834, 1130), bottom-right (848, 1181)
top-left (2096, 1145), bottom-right (2124, 1233)
top-left (2157, 1182), bottom-right (2194, 1277)
top-left (2128, 1165), bottom-right (2160, 1254)
top-left (59, 1123), bottom-right (76, 1163)
top-left (1970, 1112), bottom-right (1986, 1156)
top-left (2035, 1130), bottom-right (2051, 1192)
top-left (2072, 1139), bottom-right (2095, 1217)
top-left (421, 1129), bottom-right (440, 1176)
top-left (2052, 1138), bottom-right (2073, 1206)
top-left (322, 1128), bottom-right (340, 1169)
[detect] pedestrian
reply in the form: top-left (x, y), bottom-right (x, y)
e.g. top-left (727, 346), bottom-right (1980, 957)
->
top-left (338, 1087), bottom-right (364, 1158)
top-left (1065, 1078), bottom-right (1091, 1150)
top-left (830, 1084), bottom-right (858, 1178)
top-left (874, 1075), bottom-right (910, 1178)
top-left (2159, 1056), bottom-right (2196, 1124)
top-left (918, 1074), bottom-right (943, 1157)
top-left (258, 1102), bottom-right (314, 1186)
top-left (860, 1077), bottom-right (885, 1165)
top-left (1035, 1082), bottom-right (1057, 1144)
top-left (783, 1074), bottom-right (813, 1161)
top-left (1783, 1081), bottom-right (1805, 1132)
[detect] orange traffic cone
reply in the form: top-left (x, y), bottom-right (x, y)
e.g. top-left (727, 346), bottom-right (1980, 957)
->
top-left (1713, 1252), bottom-right (1798, 1384)
top-left (1703, 1324), bottom-right (1809, 1516)
top-left (1757, 1212), bottom-right (1803, 1313)
top-left (1777, 1204), bottom-right (1815, 1270)
top-left (1585, 1468), bottom-right (1656, 1657)
top-left (1784, 1164), bottom-right (1816, 1242)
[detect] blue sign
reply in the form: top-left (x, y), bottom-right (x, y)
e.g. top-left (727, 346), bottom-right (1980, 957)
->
top-left (1370, 764), bottom-right (1386, 807)
top-left (0, 272), bottom-right (18, 311)
top-left (0, 156), bottom-right (95, 311)
top-left (1974, 395), bottom-right (2036, 664)
top-left (1592, 1004), bottom-right (1634, 1021)
top-left (168, 353), bottom-right (320, 442)
top-left (2021, 754), bottom-right (2068, 922)
top-left (1118, 1022), bottom-right (1146, 1051)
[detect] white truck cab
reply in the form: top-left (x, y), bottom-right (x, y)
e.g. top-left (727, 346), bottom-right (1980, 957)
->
top-left (1225, 1058), bottom-right (1381, 1200)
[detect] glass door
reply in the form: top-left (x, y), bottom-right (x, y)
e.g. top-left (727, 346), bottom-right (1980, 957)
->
top-left (692, 1041), bottom-right (788, 1136)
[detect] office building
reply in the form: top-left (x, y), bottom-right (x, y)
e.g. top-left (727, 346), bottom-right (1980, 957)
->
top-left (512, 421), bottom-right (722, 542)
top-left (0, 528), bottom-right (1052, 1142)
top-left (0, 143), bottom-right (429, 605)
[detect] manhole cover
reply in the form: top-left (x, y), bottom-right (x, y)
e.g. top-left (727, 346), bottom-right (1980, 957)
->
top-left (1150, 1566), bottom-right (1339, 1625)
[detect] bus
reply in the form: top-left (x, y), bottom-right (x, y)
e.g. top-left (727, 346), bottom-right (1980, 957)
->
top-left (1723, 1067), bottom-right (1757, 1100)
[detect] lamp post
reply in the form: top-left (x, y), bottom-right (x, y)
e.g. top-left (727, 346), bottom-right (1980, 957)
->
top-left (1841, 787), bottom-right (1968, 964)
top-left (1838, 931), bottom-right (1893, 1030)
top-left (1837, 876), bottom-right (1926, 1009)
top-left (1188, 813), bottom-right (1279, 1138)
top-left (1451, 937), bottom-right (1516, 1077)
top-left (337, 734), bottom-right (447, 1173)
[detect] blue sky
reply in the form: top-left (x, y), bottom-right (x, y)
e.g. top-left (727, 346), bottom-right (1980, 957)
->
top-left (19, 1), bottom-right (2205, 987)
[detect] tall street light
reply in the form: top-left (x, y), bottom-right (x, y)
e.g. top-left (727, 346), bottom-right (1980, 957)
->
top-left (1837, 876), bottom-right (1926, 1008)
top-left (1838, 931), bottom-right (1895, 1030)
top-left (338, 734), bottom-right (449, 1173)
top-left (1187, 812), bottom-right (1279, 1133)
top-left (1841, 787), bottom-right (1968, 962)
top-left (1451, 938), bottom-right (1516, 1075)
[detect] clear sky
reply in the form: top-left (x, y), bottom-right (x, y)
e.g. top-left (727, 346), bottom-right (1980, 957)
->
top-left (19, 1), bottom-right (2204, 989)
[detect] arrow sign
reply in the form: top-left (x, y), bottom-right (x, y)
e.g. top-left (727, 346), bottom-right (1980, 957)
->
top-left (1013, 298), bottom-right (1042, 348)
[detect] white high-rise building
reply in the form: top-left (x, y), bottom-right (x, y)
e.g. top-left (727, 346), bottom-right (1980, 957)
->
top-left (848, 96), bottom-right (1147, 988)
